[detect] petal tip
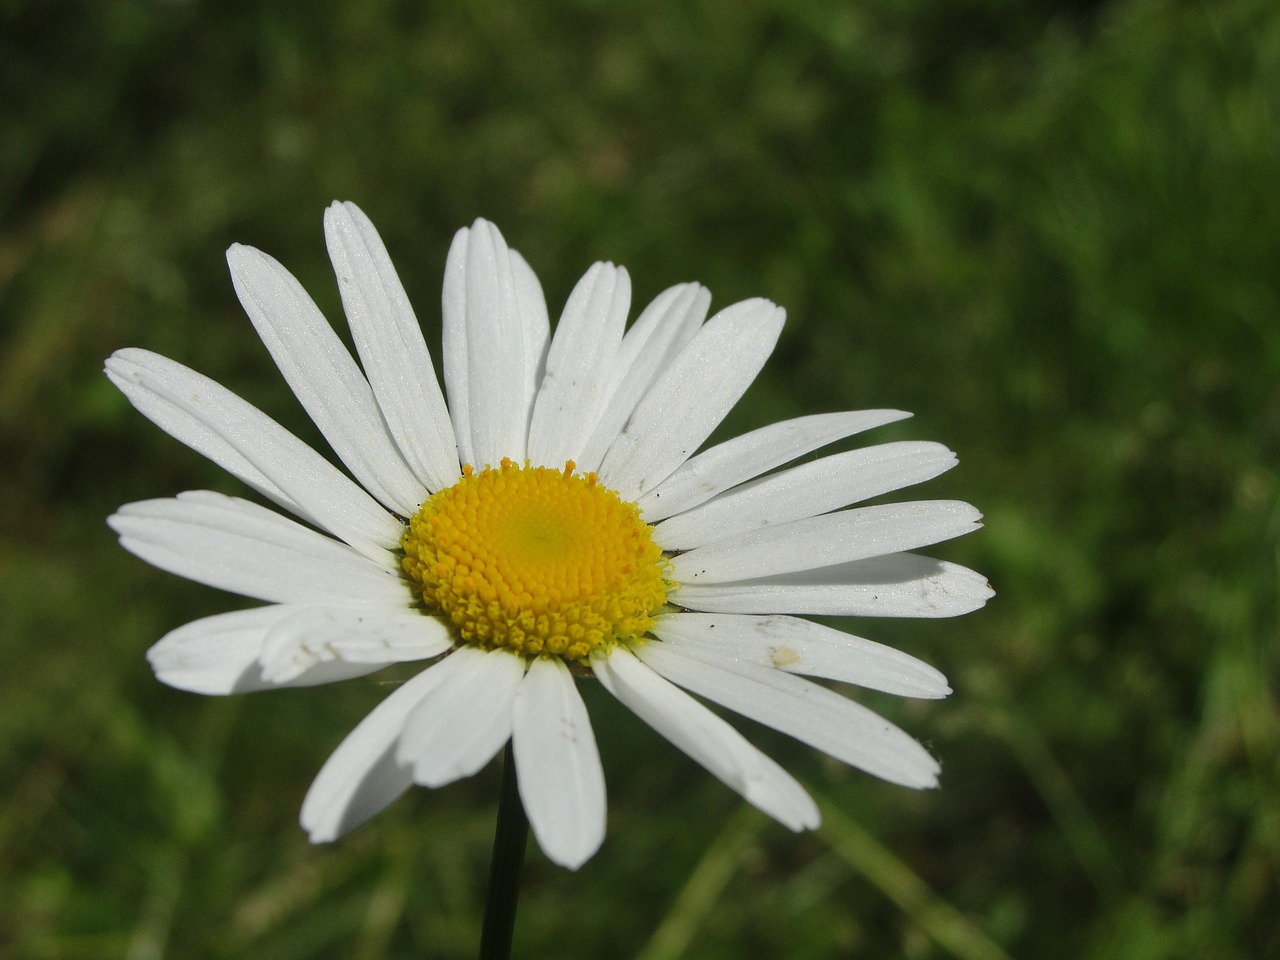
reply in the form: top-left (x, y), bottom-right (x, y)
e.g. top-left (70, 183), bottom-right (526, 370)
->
top-left (301, 815), bottom-right (337, 844)
top-left (539, 830), bottom-right (604, 871)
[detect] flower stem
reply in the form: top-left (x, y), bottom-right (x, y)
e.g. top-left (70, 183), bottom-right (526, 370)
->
top-left (478, 741), bottom-right (528, 960)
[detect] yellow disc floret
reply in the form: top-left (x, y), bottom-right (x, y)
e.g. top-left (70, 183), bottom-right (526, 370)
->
top-left (402, 458), bottom-right (670, 662)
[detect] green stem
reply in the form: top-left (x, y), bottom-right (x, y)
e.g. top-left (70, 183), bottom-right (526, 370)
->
top-left (478, 742), bottom-right (528, 960)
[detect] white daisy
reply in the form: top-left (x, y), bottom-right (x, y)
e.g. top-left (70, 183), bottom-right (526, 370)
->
top-left (107, 202), bottom-right (992, 870)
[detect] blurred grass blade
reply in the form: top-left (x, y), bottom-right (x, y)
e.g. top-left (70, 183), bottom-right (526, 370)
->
top-left (633, 804), bottom-right (767, 960)
top-left (817, 794), bottom-right (1013, 960)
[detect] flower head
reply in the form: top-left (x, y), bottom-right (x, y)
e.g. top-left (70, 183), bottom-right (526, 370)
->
top-left (107, 203), bottom-right (992, 869)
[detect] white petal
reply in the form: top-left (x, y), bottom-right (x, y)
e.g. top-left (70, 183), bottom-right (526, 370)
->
top-left (654, 441), bottom-right (958, 549)
top-left (653, 613), bottom-right (950, 699)
top-left (301, 666), bottom-right (446, 842)
top-left (145, 604), bottom-right (434, 694)
top-left (106, 349), bottom-right (402, 565)
top-left (226, 244), bottom-right (424, 516)
top-left (440, 220), bottom-right (530, 468)
top-left (594, 647), bottom-right (818, 830)
top-left (510, 249), bottom-right (551, 424)
top-left (671, 500), bottom-right (983, 583)
top-left (106, 351), bottom-right (299, 515)
top-left (109, 491), bottom-right (412, 607)
top-left (324, 202), bottom-right (461, 492)
top-left (638, 642), bottom-right (940, 788)
top-left (527, 262), bottom-right (629, 468)
top-left (512, 657), bottom-right (606, 869)
top-left (396, 647), bottom-right (526, 787)
top-left (637, 410), bottom-right (913, 522)
top-left (673, 553), bottom-right (995, 618)
top-left (441, 226), bottom-right (474, 465)
top-left (608, 284), bottom-right (708, 397)
top-left (575, 283), bottom-right (709, 473)
top-left (258, 606), bottom-right (454, 685)
top-left (598, 298), bottom-right (785, 500)
top-left (146, 606), bottom-right (295, 694)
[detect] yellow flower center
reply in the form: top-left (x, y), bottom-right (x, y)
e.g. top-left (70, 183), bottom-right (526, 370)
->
top-left (402, 458), bottom-right (670, 662)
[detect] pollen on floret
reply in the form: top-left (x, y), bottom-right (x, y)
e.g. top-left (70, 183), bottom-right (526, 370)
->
top-left (402, 458), bottom-right (671, 663)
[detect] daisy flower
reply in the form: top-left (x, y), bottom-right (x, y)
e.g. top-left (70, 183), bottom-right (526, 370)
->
top-left (107, 203), bottom-right (992, 870)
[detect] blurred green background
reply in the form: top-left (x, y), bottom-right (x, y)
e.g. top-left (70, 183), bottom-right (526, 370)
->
top-left (3, 0), bottom-right (1277, 957)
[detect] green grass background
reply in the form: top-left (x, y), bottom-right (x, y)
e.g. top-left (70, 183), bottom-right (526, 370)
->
top-left (2, 0), bottom-right (1277, 957)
